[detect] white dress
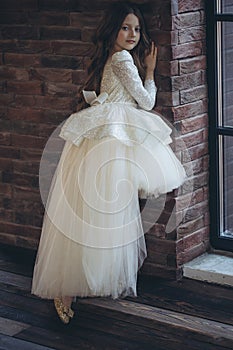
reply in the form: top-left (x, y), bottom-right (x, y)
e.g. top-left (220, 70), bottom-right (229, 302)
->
top-left (31, 50), bottom-right (186, 299)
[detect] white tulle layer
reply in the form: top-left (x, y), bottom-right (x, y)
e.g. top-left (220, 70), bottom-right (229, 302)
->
top-left (32, 133), bottom-right (185, 300)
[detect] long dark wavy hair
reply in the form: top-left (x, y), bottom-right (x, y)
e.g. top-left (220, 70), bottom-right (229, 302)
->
top-left (77, 1), bottom-right (151, 110)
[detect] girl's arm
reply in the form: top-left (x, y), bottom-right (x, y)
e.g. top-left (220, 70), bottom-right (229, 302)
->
top-left (112, 48), bottom-right (157, 111)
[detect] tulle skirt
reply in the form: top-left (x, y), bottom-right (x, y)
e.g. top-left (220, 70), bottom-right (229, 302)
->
top-left (32, 136), bottom-right (185, 299)
top-left (31, 104), bottom-right (186, 299)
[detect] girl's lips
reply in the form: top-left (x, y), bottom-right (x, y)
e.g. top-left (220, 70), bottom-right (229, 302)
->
top-left (126, 40), bottom-right (135, 44)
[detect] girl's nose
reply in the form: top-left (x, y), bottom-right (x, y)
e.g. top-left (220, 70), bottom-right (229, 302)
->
top-left (130, 29), bottom-right (136, 37)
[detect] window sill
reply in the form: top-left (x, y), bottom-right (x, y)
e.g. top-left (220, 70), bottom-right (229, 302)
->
top-left (183, 253), bottom-right (233, 287)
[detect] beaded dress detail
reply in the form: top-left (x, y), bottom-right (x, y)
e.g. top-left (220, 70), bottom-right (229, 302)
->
top-left (31, 50), bottom-right (186, 299)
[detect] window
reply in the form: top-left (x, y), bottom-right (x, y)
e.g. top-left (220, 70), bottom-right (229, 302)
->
top-left (207, 0), bottom-right (233, 252)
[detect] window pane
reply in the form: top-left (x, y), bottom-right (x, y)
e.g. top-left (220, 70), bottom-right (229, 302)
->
top-left (219, 0), bottom-right (233, 13)
top-left (221, 22), bottom-right (233, 127)
top-left (220, 135), bottom-right (233, 238)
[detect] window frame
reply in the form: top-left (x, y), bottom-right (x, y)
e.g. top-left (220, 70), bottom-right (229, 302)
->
top-left (206, 0), bottom-right (233, 252)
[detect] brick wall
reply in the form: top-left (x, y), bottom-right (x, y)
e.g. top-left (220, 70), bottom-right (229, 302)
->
top-left (0, 0), bottom-right (209, 279)
top-left (141, 0), bottom-right (209, 278)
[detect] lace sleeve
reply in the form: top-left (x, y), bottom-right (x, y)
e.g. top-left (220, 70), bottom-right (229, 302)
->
top-left (111, 50), bottom-right (157, 111)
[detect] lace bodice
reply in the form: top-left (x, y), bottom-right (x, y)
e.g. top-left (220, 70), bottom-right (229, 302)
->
top-left (100, 50), bottom-right (157, 110)
top-left (59, 49), bottom-right (172, 148)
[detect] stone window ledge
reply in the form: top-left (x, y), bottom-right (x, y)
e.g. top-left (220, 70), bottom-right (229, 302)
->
top-left (183, 253), bottom-right (233, 287)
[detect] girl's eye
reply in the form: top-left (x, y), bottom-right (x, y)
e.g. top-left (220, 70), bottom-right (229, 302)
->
top-left (135, 27), bottom-right (141, 32)
top-left (122, 26), bottom-right (128, 31)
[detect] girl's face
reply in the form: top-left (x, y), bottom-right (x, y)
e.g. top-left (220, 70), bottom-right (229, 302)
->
top-left (113, 13), bottom-right (140, 53)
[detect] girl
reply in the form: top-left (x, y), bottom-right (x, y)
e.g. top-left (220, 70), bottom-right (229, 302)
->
top-left (31, 2), bottom-right (186, 324)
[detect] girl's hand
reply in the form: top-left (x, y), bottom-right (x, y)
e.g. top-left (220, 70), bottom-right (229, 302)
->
top-left (144, 42), bottom-right (157, 73)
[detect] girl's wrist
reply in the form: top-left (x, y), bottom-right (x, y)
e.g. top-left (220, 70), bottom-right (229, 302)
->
top-left (145, 69), bottom-right (155, 80)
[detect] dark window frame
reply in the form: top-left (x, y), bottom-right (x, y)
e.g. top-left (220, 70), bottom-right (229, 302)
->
top-left (206, 0), bottom-right (233, 252)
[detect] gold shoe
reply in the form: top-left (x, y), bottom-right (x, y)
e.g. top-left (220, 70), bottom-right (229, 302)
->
top-left (64, 305), bottom-right (74, 318)
top-left (54, 298), bottom-right (70, 324)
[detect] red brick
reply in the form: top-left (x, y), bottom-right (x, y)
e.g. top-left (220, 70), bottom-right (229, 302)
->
top-left (0, 232), bottom-right (17, 246)
top-left (12, 120), bottom-right (55, 138)
top-left (72, 69), bottom-right (87, 85)
top-left (29, 12), bottom-right (70, 26)
top-left (146, 236), bottom-right (176, 254)
top-left (176, 114), bottom-right (208, 134)
top-left (177, 187), bottom-right (205, 213)
top-left (178, 0), bottom-right (205, 13)
top-left (172, 41), bottom-right (203, 59)
top-left (17, 40), bottom-right (52, 54)
top-left (203, 155), bottom-right (209, 172)
top-left (0, 94), bottom-right (14, 106)
top-left (184, 200), bottom-right (208, 222)
top-left (9, 172), bottom-right (39, 188)
top-left (1, 26), bottom-right (39, 40)
top-left (20, 148), bottom-right (42, 161)
top-left (179, 238), bottom-right (210, 265)
top-left (180, 85), bottom-right (207, 104)
top-left (8, 107), bottom-right (43, 122)
top-left (0, 158), bottom-right (13, 171)
top-left (41, 109), bottom-right (70, 125)
top-left (156, 76), bottom-right (172, 92)
top-left (157, 45), bottom-right (173, 61)
top-left (0, 67), bottom-right (29, 80)
top-left (0, 40), bottom-right (18, 52)
top-left (34, 95), bottom-right (75, 111)
top-left (156, 60), bottom-right (179, 76)
top-left (141, 206), bottom-right (164, 224)
top-left (51, 41), bottom-right (91, 56)
top-left (81, 27), bottom-right (95, 42)
top-left (41, 55), bottom-right (83, 69)
top-left (0, 146), bottom-right (20, 159)
top-left (13, 185), bottom-right (40, 201)
top-left (148, 11), bottom-right (173, 31)
top-left (182, 142), bottom-right (208, 162)
top-left (157, 91), bottom-right (180, 107)
top-left (40, 26), bottom-right (81, 40)
top-left (7, 81), bottom-right (42, 95)
top-left (146, 249), bottom-right (168, 266)
top-left (178, 26), bottom-right (206, 44)
top-left (179, 55), bottom-right (206, 74)
top-left (70, 12), bottom-right (101, 28)
top-left (45, 82), bottom-right (79, 97)
top-left (0, 209), bottom-right (14, 222)
top-left (174, 11), bottom-right (204, 29)
top-left (0, 133), bottom-right (11, 146)
top-left (11, 134), bottom-right (46, 149)
top-left (150, 30), bottom-right (178, 46)
top-left (4, 53), bottom-right (41, 67)
top-left (14, 95), bottom-right (36, 108)
top-left (172, 71), bottom-right (202, 91)
top-left (184, 157), bottom-right (203, 176)
top-left (30, 68), bottom-right (72, 82)
top-left (12, 159), bottom-right (40, 175)
top-left (147, 223), bottom-right (166, 239)
top-left (0, 183), bottom-right (12, 198)
top-left (173, 99), bottom-right (208, 120)
top-left (182, 129), bottom-right (208, 148)
top-left (178, 216), bottom-right (205, 237)
top-left (0, 221), bottom-right (41, 239)
top-left (193, 172), bottom-right (209, 190)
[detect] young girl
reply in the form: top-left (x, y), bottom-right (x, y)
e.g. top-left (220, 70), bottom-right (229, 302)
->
top-left (31, 2), bottom-right (186, 324)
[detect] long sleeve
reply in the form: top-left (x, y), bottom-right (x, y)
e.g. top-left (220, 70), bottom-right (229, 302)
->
top-left (111, 50), bottom-right (157, 111)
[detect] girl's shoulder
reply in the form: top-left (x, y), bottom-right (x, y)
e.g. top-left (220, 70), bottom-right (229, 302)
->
top-left (111, 50), bottom-right (133, 64)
